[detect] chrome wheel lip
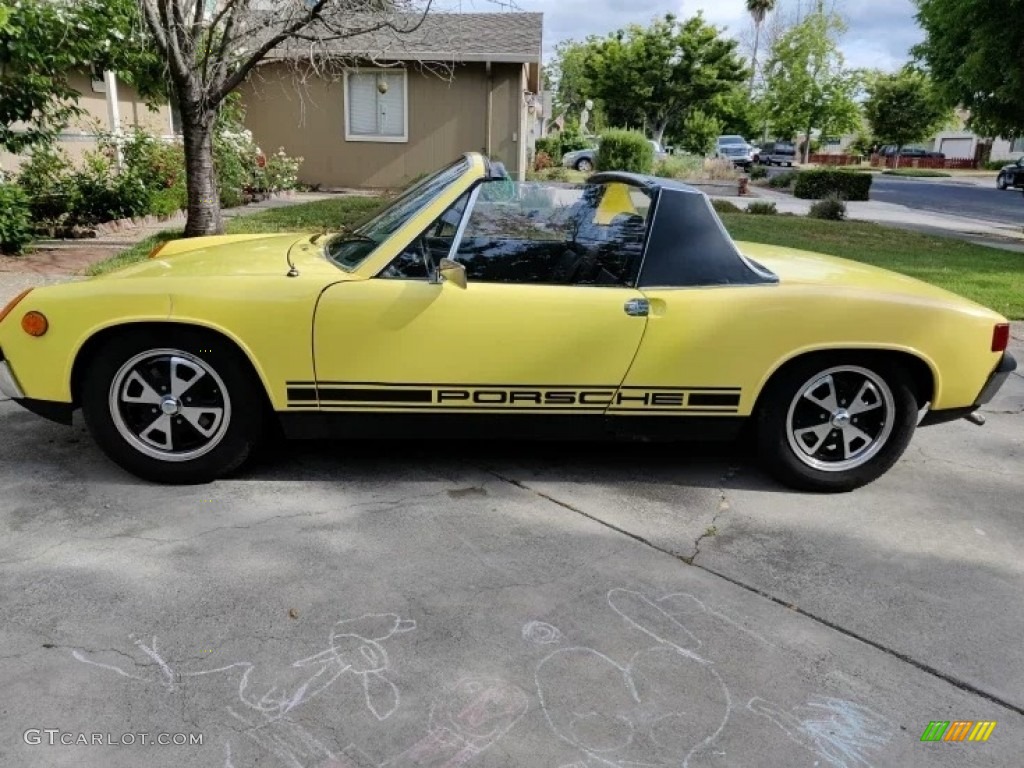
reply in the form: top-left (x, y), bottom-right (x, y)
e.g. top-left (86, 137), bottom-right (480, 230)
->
top-left (109, 348), bottom-right (232, 463)
top-left (785, 365), bottom-right (895, 473)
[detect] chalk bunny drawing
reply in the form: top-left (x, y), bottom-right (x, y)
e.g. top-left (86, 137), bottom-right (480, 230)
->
top-left (532, 589), bottom-right (892, 768)
top-left (533, 589), bottom-right (732, 768)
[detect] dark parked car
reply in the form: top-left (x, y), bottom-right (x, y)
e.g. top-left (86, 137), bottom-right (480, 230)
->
top-left (996, 157), bottom-right (1024, 191)
top-left (878, 145), bottom-right (946, 160)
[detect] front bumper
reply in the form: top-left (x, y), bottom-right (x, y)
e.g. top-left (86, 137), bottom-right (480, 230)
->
top-left (0, 346), bottom-right (73, 424)
top-left (0, 351), bottom-right (26, 400)
top-left (920, 352), bottom-right (1017, 426)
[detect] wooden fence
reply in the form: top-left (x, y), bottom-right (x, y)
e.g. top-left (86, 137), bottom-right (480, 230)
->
top-left (869, 155), bottom-right (979, 170)
top-left (808, 154), bottom-right (863, 166)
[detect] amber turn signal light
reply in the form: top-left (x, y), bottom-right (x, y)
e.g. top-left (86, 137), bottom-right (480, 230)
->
top-left (0, 288), bottom-right (33, 325)
top-left (21, 311), bottom-right (48, 337)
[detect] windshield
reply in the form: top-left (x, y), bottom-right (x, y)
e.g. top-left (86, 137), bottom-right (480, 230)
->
top-left (326, 158), bottom-right (470, 270)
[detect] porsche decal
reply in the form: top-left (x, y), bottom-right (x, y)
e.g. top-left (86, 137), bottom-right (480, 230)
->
top-left (286, 383), bottom-right (741, 414)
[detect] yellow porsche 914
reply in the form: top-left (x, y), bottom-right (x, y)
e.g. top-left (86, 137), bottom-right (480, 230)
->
top-left (0, 154), bottom-right (1015, 491)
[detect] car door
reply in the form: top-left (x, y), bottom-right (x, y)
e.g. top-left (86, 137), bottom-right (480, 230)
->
top-left (309, 182), bottom-right (650, 421)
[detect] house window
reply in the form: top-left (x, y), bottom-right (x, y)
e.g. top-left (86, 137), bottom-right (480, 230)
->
top-left (1011, 137), bottom-right (1024, 153)
top-left (345, 69), bottom-right (408, 143)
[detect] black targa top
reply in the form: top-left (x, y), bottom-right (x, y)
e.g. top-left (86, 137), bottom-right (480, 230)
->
top-left (588, 172), bottom-right (779, 289)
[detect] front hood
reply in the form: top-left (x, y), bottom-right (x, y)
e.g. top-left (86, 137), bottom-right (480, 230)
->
top-left (738, 241), bottom-right (993, 312)
top-left (101, 234), bottom-right (307, 279)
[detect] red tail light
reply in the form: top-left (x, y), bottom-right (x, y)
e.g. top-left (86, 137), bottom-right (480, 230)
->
top-left (992, 323), bottom-right (1010, 352)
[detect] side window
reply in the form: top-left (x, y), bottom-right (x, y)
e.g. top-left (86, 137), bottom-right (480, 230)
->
top-left (453, 182), bottom-right (651, 286)
top-left (379, 192), bottom-right (471, 279)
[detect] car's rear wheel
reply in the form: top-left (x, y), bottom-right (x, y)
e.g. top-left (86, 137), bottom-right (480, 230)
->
top-left (997, 173), bottom-right (1009, 190)
top-left (81, 328), bottom-right (265, 484)
top-left (756, 355), bottom-right (918, 492)
top-left (575, 158), bottom-right (594, 172)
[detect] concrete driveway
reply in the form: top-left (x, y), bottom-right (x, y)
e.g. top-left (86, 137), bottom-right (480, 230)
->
top-left (1, 299), bottom-right (1022, 765)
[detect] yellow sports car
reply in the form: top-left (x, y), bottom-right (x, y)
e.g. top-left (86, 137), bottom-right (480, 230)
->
top-left (0, 154), bottom-right (1015, 490)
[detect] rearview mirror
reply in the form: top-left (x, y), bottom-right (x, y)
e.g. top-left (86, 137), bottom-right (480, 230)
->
top-left (437, 258), bottom-right (467, 289)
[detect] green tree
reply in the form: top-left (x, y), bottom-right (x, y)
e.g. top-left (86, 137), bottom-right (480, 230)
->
top-left (548, 40), bottom-right (593, 116)
top-left (762, 8), bottom-right (861, 163)
top-left (864, 68), bottom-right (949, 168)
top-left (747, 0), bottom-right (777, 94)
top-left (914, 0), bottom-right (1024, 138)
top-left (0, 0), bottom-right (157, 155)
top-left (678, 110), bottom-right (722, 155)
top-left (583, 14), bottom-right (747, 145)
top-left (135, 0), bottom-right (428, 237)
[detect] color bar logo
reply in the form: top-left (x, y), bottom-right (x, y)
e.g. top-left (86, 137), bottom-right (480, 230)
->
top-left (920, 721), bottom-right (997, 742)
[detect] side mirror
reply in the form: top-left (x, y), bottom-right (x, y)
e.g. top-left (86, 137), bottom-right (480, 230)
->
top-left (437, 258), bottom-right (468, 289)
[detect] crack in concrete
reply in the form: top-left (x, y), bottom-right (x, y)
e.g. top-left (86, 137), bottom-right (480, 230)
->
top-left (485, 465), bottom-right (1024, 719)
top-left (689, 465), bottom-right (742, 564)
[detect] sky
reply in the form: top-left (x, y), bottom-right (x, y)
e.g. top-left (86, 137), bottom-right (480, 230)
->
top-left (459, 0), bottom-right (925, 72)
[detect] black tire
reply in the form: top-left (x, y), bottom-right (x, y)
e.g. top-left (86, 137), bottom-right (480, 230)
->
top-left (80, 327), bottom-right (266, 484)
top-left (575, 158), bottom-right (594, 172)
top-left (756, 354), bottom-right (919, 492)
top-left (997, 173), bottom-right (1008, 190)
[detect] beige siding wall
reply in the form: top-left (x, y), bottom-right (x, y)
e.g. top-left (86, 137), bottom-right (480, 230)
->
top-left (0, 72), bottom-right (173, 176)
top-left (239, 61), bottom-right (527, 188)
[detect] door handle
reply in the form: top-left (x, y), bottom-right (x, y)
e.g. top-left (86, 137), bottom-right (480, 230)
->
top-left (624, 298), bottom-right (650, 317)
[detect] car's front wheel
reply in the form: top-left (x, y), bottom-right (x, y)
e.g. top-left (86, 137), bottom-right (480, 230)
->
top-left (997, 173), bottom-right (1009, 190)
top-left (575, 158), bottom-right (594, 172)
top-left (81, 329), bottom-right (265, 484)
top-left (756, 356), bottom-right (919, 492)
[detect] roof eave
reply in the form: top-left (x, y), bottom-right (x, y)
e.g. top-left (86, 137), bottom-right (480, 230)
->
top-left (265, 51), bottom-right (540, 65)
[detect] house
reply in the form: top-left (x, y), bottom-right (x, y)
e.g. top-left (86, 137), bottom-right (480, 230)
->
top-left (0, 70), bottom-right (177, 175)
top-left (931, 132), bottom-right (1024, 162)
top-left (238, 12), bottom-right (544, 188)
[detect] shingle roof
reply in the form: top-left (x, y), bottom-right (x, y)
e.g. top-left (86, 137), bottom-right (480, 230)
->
top-left (269, 12), bottom-right (543, 64)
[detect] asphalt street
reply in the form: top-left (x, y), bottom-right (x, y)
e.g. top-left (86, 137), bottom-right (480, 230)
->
top-left (2, 325), bottom-right (1022, 766)
top-left (858, 177), bottom-right (1023, 226)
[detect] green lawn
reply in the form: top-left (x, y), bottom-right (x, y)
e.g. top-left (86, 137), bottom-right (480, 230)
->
top-left (87, 196), bottom-right (1024, 319)
top-left (882, 168), bottom-right (953, 178)
top-left (721, 214), bottom-right (1023, 319)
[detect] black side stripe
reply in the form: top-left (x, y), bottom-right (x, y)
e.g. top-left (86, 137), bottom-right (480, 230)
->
top-left (318, 388), bottom-right (433, 403)
top-left (688, 393), bottom-right (742, 407)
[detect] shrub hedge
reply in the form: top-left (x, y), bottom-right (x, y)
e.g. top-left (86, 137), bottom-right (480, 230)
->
top-left (597, 130), bottom-right (654, 174)
top-left (793, 169), bottom-right (872, 201)
top-left (0, 184), bottom-right (32, 254)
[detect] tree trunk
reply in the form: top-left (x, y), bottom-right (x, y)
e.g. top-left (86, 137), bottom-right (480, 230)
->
top-left (804, 125), bottom-right (813, 164)
top-left (894, 146), bottom-right (901, 170)
top-left (182, 117), bottom-right (223, 237)
top-left (652, 123), bottom-right (667, 147)
top-left (749, 24), bottom-right (761, 95)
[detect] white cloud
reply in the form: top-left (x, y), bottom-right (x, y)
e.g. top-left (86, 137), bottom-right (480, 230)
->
top-left (456, 0), bottom-right (923, 71)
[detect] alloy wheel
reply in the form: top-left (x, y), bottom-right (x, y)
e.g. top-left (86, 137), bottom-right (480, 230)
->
top-left (785, 366), bottom-right (895, 473)
top-left (108, 348), bottom-right (232, 462)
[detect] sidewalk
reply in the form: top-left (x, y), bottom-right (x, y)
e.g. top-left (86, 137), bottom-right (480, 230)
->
top-left (715, 186), bottom-right (1024, 252)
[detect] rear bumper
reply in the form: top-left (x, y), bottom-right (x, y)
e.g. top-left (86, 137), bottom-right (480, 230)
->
top-left (920, 352), bottom-right (1017, 427)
